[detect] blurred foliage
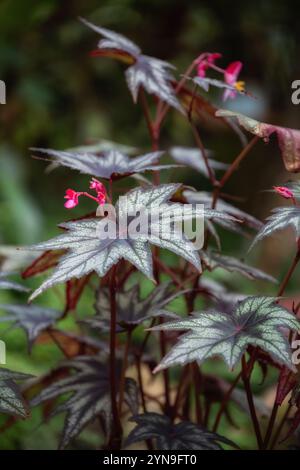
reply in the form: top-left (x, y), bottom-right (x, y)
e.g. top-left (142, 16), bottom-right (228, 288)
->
top-left (0, 0), bottom-right (300, 449)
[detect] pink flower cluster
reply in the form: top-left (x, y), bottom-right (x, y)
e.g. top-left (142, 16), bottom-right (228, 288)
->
top-left (64, 178), bottom-right (106, 209)
top-left (196, 53), bottom-right (244, 101)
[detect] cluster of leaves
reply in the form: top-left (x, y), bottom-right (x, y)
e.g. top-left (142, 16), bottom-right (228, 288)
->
top-left (1, 19), bottom-right (300, 452)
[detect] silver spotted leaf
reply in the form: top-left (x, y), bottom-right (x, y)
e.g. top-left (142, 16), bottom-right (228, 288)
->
top-left (28, 184), bottom-right (237, 300)
top-left (31, 147), bottom-right (178, 180)
top-left (250, 206), bottom-right (300, 249)
top-left (0, 272), bottom-right (29, 292)
top-left (152, 296), bottom-right (300, 372)
top-left (0, 367), bottom-right (33, 418)
top-left (30, 355), bottom-right (138, 449)
top-left (125, 413), bottom-right (235, 450)
top-left (81, 18), bottom-right (182, 111)
top-left (200, 250), bottom-right (276, 283)
top-left (0, 304), bottom-right (63, 351)
top-left (169, 146), bottom-right (227, 178)
top-left (85, 282), bottom-right (183, 332)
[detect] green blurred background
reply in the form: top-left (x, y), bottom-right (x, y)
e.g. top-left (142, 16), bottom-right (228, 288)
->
top-left (0, 0), bottom-right (300, 449)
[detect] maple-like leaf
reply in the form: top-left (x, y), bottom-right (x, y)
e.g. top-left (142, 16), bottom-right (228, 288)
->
top-left (30, 355), bottom-right (138, 449)
top-left (27, 184), bottom-right (237, 300)
top-left (0, 304), bottom-right (62, 350)
top-left (216, 109), bottom-right (300, 173)
top-left (250, 206), bottom-right (300, 249)
top-left (85, 282), bottom-right (183, 332)
top-left (80, 18), bottom-right (182, 111)
top-left (125, 413), bottom-right (235, 450)
top-left (0, 272), bottom-right (29, 292)
top-left (169, 146), bottom-right (227, 178)
top-left (152, 297), bottom-right (300, 372)
top-left (200, 250), bottom-right (276, 283)
top-left (31, 147), bottom-right (178, 180)
top-left (0, 367), bottom-right (33, 418)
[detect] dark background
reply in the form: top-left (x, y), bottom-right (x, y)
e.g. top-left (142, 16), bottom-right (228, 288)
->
top-left (0, 0), bottom-right (300, 449)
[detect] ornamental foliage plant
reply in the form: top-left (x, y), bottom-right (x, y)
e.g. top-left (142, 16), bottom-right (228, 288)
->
top-left (2, 18), bottom-right (300, 451)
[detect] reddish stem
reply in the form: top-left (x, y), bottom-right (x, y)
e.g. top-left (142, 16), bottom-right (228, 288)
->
top-left (241, 355), bottom-right (264, 449)
top-left (108, 264), bottom-right (122, 449)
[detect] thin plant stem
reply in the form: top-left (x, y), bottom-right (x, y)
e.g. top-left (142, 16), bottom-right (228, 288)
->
top-left (277, 243), bottom-right (300, 297)
top-left (212, 371), bottom-right (242, 432)
top-left (193, 363), bottom-right (203, 424)
top-left (171, 365), bottom-right (190, 420)
top-left (118, 329), bottom-right (132, 414)
top-left (155, 61), bottom-right (196, 128)
top-left (108, 264), bottom-right (122, 449)
top-left (212, 135), bottom-right (259, 208)
top-left (190, 121), bottom-right (217, 186)
top-left (241, 355), bottom-right (264, 449)
top-left (270, 404), bottom-right (292, 450)
top-left (263, 242), bottom-right (300, 449)
top-left (135, 354), bottom-right (154, 451)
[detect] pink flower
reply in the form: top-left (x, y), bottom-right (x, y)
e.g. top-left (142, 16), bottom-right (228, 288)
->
top-left (90, 178), bottom-right (106, 194)
top-left (273, 186), bottom-right (294, 199)
top-left (223, 61), bottom-right (244, 101)
top-left (196, 52), bottom-right (222, 78)
top-left (64, 180), bottom-right (106, 209)
top-left (90, 178), bottom-right (106, 206)
top-left (64, 189), bottom-right (81, 209)
top-left (96, 192), bottom-right (106, 206)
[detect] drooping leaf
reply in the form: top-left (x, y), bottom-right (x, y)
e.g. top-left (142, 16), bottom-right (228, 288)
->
top-left (193, 76), bottom-right (246, 97)
top-left (0, 304), bottom-right (63, 350)
top-left (216, 109), bottom-right (300, 173)
top-left (81, 18), bottom-right (182, 111)
top-left (30, 355), bottom-right (137, 449)
top-left (184, 189), bottom-right (262, 232)
top-left (250, 206), bottom-right (300, 249)
top-left (125, 412), bottom-right (235, 450)
top-left (200, 250), bottom-right (276, 283)
top-left (0, 367), bottom-right (33, 418)
top-left (152, 297), bottom-right (300, 372)
top-left (0, 272), bottom-right (29, 292)
top-left (198, 278), bottom-right (247, 313)
top-left (169, 146), bottom-right (227, 178)
top-left (28, 184), bottom-right (237, 300)
top-left (85, 282), bottom-right (183, 332)
top-left (31, 147), bottom-right (178, 180)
